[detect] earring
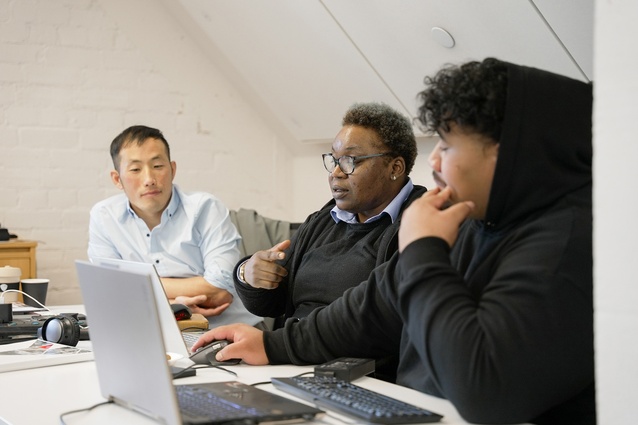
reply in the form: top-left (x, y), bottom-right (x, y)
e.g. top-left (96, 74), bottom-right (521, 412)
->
top-left (391, 175), bottom-right (397, 181)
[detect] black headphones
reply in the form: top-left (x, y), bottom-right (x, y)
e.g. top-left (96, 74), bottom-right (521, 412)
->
top-left (39, 313), bottom-right (89, 346)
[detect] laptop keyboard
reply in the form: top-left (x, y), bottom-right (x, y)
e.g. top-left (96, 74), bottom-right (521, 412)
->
top-left (176, 385), bottom-right (267, 422)
top-left (271, 376), bottom-right (443, 424)
top-left (181, 331), bottom-right (203, 350)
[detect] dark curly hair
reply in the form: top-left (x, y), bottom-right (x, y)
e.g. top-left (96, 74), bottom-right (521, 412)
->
top-left (416, 58), bottom-right (508, 142)
top-left (342, 102), bottom-right (418, 175)
top-left (110, 125), bottom-right (171, 171)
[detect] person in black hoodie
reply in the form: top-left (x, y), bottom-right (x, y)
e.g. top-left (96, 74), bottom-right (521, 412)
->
top-left (192, 58), bottom-right (594, 425)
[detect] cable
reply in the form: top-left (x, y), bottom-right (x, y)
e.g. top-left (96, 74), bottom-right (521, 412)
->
top-left (211, 364), bottom-right (237, 377)
top-left (252, 371), bottom-right (313, 388)
top-left (0, 289), bottom-right (52, 312)
top-left (250, 381), bottom-right (271, 387)
top-left (59, 400), bottom-right (113, 425)
top-left (176, 363), bottom-right (238, 378)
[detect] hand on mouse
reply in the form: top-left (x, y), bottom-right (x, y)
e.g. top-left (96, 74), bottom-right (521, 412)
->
top-left (190, 339), bottom-right (240, 365)
top-left (191, 324), bottom-right (268, 365)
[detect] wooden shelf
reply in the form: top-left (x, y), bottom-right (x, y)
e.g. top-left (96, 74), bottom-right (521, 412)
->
top-left (0, 240), bottom-right (38, 280)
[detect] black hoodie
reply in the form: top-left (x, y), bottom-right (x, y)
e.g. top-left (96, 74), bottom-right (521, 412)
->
top-left (265, 61), bottom-right (594, 425)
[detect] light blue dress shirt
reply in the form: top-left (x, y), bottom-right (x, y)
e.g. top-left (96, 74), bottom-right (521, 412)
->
top-left (330, 178), bottom-right (414, 224)
top-left (87, 185), bottom-right (261, 327)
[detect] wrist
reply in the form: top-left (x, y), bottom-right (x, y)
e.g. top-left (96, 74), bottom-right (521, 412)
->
top-left (238, 260), bottom-right (248, 284)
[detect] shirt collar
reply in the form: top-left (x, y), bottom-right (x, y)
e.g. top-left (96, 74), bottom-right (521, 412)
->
top-left (330, 178), bottom-right (414, 224)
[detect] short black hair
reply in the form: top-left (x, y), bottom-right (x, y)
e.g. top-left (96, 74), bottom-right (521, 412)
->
top-left (342, 102), bottom-right (418, 175)
top-left (416, 58), bottom-right (508, 142)
top-left (110, 125), bottom-right (170, 171)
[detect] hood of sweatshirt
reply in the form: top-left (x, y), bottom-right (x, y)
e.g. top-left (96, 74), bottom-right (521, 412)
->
top-left (483, 62), bottom-right (592, 231)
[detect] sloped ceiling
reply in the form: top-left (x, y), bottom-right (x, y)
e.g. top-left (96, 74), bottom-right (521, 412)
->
top-left (164, 0), bottom-right (593, 152)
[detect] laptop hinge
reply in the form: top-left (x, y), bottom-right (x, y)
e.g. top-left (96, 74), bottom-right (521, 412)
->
top-left (109, 395), bottom-right (170, 425)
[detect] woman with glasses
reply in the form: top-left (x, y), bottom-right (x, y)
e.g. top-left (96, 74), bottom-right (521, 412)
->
top-left (233, 102), bottom-right (426, 329)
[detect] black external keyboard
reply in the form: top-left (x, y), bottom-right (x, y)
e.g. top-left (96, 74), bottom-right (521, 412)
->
top-left (271, 375), bottom-right (443, 424)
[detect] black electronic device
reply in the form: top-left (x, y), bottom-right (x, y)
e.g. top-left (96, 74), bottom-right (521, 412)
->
top-left (170, 303), bottom-right (192, 321)
top-left (0, 315), bottom-right (51, 344)
top-left (0, 313), bottom-right (88, 345)
top-left (170, 365), bottom-right (197, 379)
top-left (0, 225), bottom-right (17, 241)
top-left (0, 303), bottom-right (12, 324)
top-left (271, 375), bottom-right (443, 424)
top-left (189, 339), bottom-right (240, 365)
top-left (315, 357), bottom-right (375, 382)
top-left (39, 313), bottom-right (89, 346)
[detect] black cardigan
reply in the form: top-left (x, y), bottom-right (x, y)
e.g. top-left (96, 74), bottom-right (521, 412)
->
top-left (234, 185), bottom-right (427, 322)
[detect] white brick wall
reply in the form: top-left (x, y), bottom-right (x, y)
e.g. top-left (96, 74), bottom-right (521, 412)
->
top-left (0, 0), bottom-right (296, 305)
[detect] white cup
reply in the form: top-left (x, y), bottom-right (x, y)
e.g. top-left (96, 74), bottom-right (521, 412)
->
top-left (0, 265), bottom-right (21, 303)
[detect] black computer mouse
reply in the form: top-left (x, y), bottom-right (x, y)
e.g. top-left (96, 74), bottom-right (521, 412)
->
top-left (170, 303), bottom-right (192, 321)
top-left (189, 339), bottom-right (241, 365)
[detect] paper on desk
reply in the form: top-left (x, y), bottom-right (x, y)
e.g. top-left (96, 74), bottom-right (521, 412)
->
top-left (0, 339), bottom-right (93, 373)
top-left (0, 339), bottom-right (91, 356)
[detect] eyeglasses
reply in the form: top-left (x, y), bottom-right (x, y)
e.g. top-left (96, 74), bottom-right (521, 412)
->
top-left (322, 152), bottom-right (391, 175)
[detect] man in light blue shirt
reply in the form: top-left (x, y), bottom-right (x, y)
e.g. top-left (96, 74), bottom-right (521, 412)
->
top-left (88, 125), bottom-right (260, 327)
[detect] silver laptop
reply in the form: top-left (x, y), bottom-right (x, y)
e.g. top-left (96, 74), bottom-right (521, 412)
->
top-left (90, 257), bottom-right (198, 361)
top-left (75, 260), bottom-right (323, 425)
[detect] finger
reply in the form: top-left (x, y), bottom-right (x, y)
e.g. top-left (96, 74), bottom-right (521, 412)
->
top-left (422, 186), bottom-right (442, 197)
top-left (254, 249), bottom-right (285, 262)
top-left (255, 262), bottom-right (288, 278)
top-left (215, 345), bottom-right (243, 362)
top-left (269, 239), bottom-right (291, 252)
top-left (442, 200), bottom-right (475, 223)
top-left (215, 328), bottom-right (263, 363)
top-left (259, 239), bottom-right (290, 261)
top-left (253, 279), bottom-right (279, 290)
top-left (204, 302), bottom-right (231, 316)
top-left (182, 294), bottom-right (206, 304)
top-left (247, 264), bottom-right (288, 289)
top-left (189, 302), bottom-right (229, 317)
top-left (191, 294), bottom-right (208, 303)
top-left (174, 294), bottom-right (207, 307)
top-left (191, 325), bottom-right (235, 352)
top-left (215, 345), bottom-right (237, 362)
top-left (420, 186), bottom-right (452, 209)
top-left (251, 269), bottom-right (285, 289)
top-left (254, 265), bottom-right (288, 281)
top-left (404, 193), bottom-right (445, 217)
top-left (191, 330), bottom-right (218, 352)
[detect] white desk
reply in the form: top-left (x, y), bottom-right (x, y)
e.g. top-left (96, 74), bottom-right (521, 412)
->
top-left (0, 305), bottom-right (472, 425)
top-left (0, 361), bottom-right (473, 425)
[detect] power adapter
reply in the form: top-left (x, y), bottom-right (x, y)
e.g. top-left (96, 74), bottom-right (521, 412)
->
top-left (314, 357), bottom-right (375, 382)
